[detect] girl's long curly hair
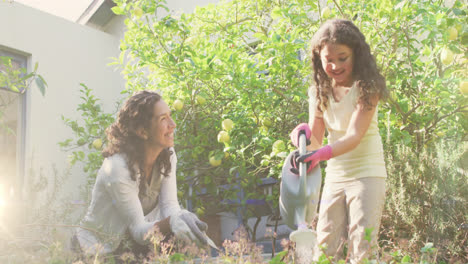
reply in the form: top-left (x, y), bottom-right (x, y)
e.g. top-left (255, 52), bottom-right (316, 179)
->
top-left (103, 90), bottom-right (172, 181)
top-left (310, 19), bottom-right (388, 111)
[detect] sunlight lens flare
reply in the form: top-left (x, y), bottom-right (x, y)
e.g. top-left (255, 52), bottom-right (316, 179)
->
top-left (0, 184), bottom-right (5, 218)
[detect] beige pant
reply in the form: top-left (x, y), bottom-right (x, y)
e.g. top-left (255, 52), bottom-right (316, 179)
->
top-left (316, 177), bottom-right (386, 264)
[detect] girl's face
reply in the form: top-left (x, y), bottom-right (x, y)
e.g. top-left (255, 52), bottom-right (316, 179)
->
top-left (146, 100), bottom-right (176, 149)
top-left (320, 43), bottom-right (354, 87)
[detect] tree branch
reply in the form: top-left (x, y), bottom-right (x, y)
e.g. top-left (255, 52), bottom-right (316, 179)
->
top-left (425, 104), bottom-right (467, 134)
top-left (402, 26), bottom-right (416, 78)
top-left (402, 102), bottom-right (421, 122)
top-left (331, 0), bottom-right (346, 18)
top-left (317, 0), bottom-right (322, 24)
top-left (371, 19), bottom-right (392, 52)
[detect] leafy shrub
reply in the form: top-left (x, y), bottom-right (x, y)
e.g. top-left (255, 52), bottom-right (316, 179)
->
top-left (59, 84), bottom-right (116, 187)
top-left (382, 140), bottom-right (467, 262)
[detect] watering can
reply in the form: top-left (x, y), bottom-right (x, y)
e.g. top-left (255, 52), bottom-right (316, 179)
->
top-left (279, 132), bottom-right (322, 248)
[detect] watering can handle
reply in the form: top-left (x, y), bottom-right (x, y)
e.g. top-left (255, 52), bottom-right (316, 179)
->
top-left (298, 132), bottom-right (307, 190)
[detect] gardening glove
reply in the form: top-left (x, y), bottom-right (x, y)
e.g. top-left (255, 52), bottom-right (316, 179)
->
top-left (290, 123), bottom-right (311, 148)
top-left (169, 209), bottom-right (208, 245)
top-left (289, 149), bottom-right (315, 175)
top-left (296, 145), bottom-right (333, 173)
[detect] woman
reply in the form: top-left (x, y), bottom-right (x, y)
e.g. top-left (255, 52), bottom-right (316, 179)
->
top-left (73, 91), bottom-right (208, 256)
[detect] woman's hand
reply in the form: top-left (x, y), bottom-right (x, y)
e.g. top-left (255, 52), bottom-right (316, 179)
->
top-left (170, 210), bottom-right (208, 245)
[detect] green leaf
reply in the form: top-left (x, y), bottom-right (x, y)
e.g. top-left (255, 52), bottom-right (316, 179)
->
top-left (271, 7), bottom-right (283, 20)
top-left (204, 176), bottom-right (212, 184)
top-left (452, 8), bottom-right (466, 16)
top-left (58, 138), bottom-right (73, 147)
top-left (157, 3), bottom-right (169, 12)
top-left (35, 76), bottom-right (46, 96)
top-left (420, 242), bottom-right (434, 253)
top-left (9, 85), bottom-right (19, 93)
top-left (401, 255), bottom-right (412, 263)
top-left (111, 6), bottom-right (124, 15)
top-left (364, 227), bottom-right (374, 243)
top-left (269, 250), bottom-right (287, 264)
top-left (229, 166), bottom-right (239, 175)
top-left (276, 151), bottom-right (288, 158)
top-left (169, 253), bottom-right (185, 261)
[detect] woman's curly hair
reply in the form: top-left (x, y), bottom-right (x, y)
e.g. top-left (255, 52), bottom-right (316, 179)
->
top-left (310, 19), bottom-right (388, 111)
top-left (103, 90), bottom-right (173, 181)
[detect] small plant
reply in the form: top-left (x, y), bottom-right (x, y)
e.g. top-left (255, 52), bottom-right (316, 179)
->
top-left (0, 55), bottom-right (47, 95)
top-left (420, 243), bottom-right (438, 264)
top-left (59, 83), bottom-right (117, 186)
top-left (219, 226), bottom-right (264, 263)
top-left (0, 55), bottom-right (47, 132)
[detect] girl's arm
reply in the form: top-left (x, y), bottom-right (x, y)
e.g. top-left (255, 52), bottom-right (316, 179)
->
top-left (306, 86), bottom-right (326, 151)
top-left (298, 96), bottom-right (379, 172)
top-left (307, 115), bottom-right (325, 151)
top-left (329, 96), bottom-right (379, 157)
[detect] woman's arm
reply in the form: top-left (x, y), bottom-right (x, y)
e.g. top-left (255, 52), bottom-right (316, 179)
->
top-left (159, 149), bottom-right (181, 219)
top-left (103, 157), bottom-right (159, 244)
top-left (329, 96), bottom-right (379, 157)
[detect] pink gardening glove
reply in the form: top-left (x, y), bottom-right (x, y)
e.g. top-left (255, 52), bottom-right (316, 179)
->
top-left (296, 145), bottom-right (333, 173)
top-left (289, 150), bottom-right (312, 175)
top-left (290, 123), bottom-right (311, 148)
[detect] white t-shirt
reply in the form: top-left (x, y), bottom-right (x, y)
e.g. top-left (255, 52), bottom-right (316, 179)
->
top-left (309, 84), bottom-right (387, 182)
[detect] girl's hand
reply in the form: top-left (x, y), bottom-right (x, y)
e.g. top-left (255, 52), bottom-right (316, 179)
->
top-left (290, 123), bottom-right (311, 148)
top-left (289, 150), bottom-right (315, 175)
top-left (296, 145), bottom-right (333, 173)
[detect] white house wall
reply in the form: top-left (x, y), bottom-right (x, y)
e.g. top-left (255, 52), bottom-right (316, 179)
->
top-left (0, 2), bottom-right (125, 214)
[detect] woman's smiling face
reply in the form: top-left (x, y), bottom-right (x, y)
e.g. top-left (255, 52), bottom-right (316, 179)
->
top-left (146, 100), bottom-right (176, 149)
top-left (320, 43), bottom-right (354, 87)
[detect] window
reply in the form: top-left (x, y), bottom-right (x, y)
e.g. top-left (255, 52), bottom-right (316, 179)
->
top-left (0, 49), bottom-right (27, 200)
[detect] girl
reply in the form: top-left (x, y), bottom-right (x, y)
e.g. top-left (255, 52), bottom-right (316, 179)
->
top-left (290, 19), bottom-right (388, 263)
top-left (73, 91), bottom-right (209, 257)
